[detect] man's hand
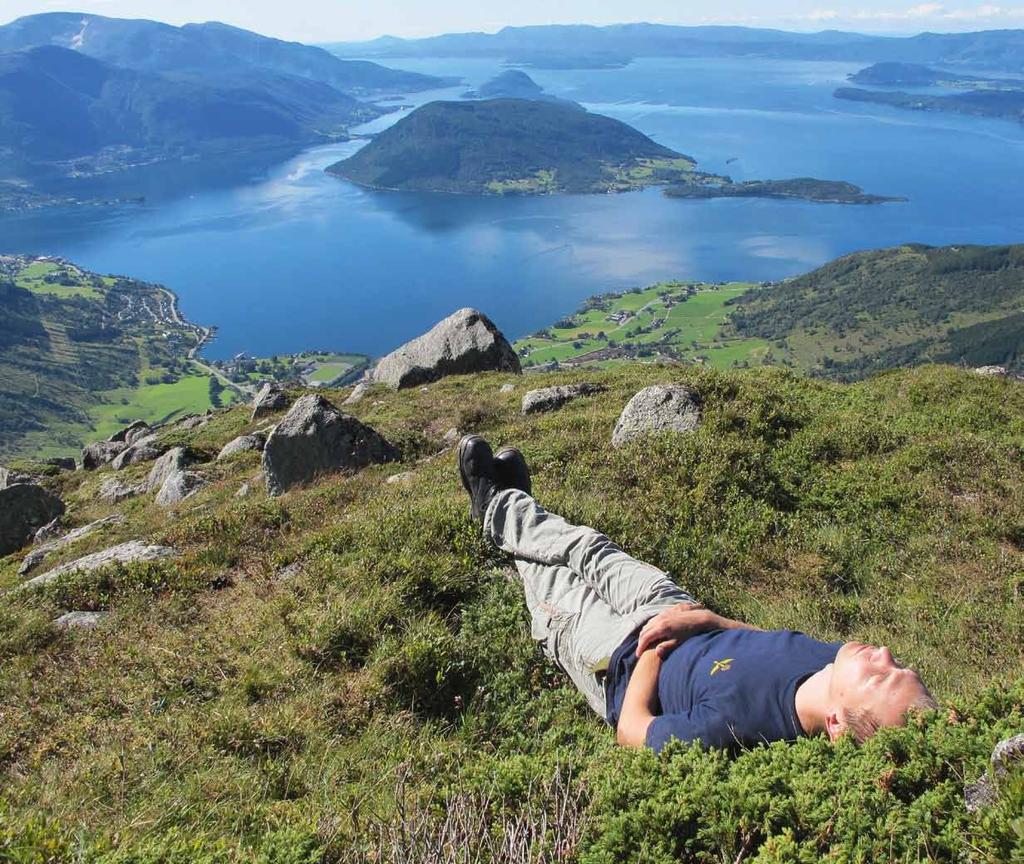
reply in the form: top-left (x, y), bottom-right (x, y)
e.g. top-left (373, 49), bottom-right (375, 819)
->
top-left (636, 602), bottom-right (758, 658)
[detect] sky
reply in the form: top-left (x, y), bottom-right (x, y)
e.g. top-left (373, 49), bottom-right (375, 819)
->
top-left (2, 0), bottom-right (1022, 42)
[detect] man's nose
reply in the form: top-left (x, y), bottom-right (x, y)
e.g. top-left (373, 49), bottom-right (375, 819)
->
top-left (879, 646), bottom-right (895, 665)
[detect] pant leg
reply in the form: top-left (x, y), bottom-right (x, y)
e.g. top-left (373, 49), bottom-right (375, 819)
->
top-left (485, 489), bottom-right (697, 616)
top-left (515, 558), bottom-right (643, 717)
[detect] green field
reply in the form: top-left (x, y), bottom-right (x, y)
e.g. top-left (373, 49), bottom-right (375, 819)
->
top-left (515, 281), bottom-right (771, 369)
top-left (300, 353), bottom-right (367, 385)
top-left (14, 260), bottom-right (102, 299)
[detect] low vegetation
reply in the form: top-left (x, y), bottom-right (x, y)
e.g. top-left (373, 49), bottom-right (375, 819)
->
top-left (1, 362), bottom-right (1022, 861)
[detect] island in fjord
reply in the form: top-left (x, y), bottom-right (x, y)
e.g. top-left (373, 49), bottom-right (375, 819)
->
top-left (327, 98), bottom-right (899, 203)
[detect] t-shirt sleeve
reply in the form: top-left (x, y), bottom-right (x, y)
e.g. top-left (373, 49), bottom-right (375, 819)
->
top-left (645, 704), bottom-right (737, 753)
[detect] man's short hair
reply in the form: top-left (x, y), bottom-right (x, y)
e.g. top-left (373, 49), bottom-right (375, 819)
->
top-left (843, 692), bottom-right (939, 744)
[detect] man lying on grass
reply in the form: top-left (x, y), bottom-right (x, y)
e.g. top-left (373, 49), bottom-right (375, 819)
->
top-left (458, 435), bottom-right (937, 752)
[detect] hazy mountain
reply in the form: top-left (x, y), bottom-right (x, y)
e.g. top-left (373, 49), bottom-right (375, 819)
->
top-left (329, 23), bottom-right (1024, 73)
top-left (327, 98), bottom-right (689, 194)
top-left (0, 13), bottom-right (448, 96)
top-left (0, 46), bottom-right (377, 172)
top-left (461, 70), bottom-right (578, 105)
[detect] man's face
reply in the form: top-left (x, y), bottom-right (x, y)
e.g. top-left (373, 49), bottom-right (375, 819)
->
top-left (826, 641), bottom-right (929, 737)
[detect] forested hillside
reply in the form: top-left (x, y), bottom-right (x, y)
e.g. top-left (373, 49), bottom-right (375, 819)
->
top-left (1, 363), bottom-right (1021, 861)
top-left (327, 98), bottom-right (697, 194)
top-left (728, 244), bottom-right (1024, 379)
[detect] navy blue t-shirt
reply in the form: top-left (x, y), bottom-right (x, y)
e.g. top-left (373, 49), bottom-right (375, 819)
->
top-left (605, 628), bottom-right (842, 752)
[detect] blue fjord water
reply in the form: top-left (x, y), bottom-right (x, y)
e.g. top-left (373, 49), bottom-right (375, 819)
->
top-left (1, 56), bottom-right (1022, 360)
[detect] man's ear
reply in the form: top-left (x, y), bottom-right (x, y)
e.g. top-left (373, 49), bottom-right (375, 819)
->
top-left (825, 709), bottom-right (844, 743)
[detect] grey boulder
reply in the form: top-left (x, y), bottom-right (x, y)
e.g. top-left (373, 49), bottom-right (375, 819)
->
top-left (111, 435), bottom-right (167, 471)
top-left (251, 383), bottom-right (290, 420)
top-left (0, 484), bottom-right (65, 556)
top-left (19, 514), bottom-right (124, 576)
top-left (54, 611), bottom-right (109, 630)
top-left (262, 394), bottom-right (398, 496)
top-left (146, 447), bottom-right (199, 493)
top-left (99, 478), bottom-right (144, 504)
top-left (373, 308), bottom-right (521, 390)
top-left (522, 383), bottom-right (606, 415)
top-left (22, 541), bottom-right (178, 590)
top-left (217, 433), bottom-right (266, 461)
top-left (82, 440), bottom-right (126, 470)
top-left (611, 384), bottom-right (702, 448)
top-left (343, 382), bottom-right (371, 405)
top-left (109, 420), bottom-right (150, 443)
top-left (965, 733), bottom-right (1024, 812)
top-left (155, 471), bottom-right (207, 507)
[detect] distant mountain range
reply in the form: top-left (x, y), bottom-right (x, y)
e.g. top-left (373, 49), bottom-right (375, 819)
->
top-left (0, 13), bottom-right (446, 95)
top-left (0, 13), bottom-right (452, 206)
top-left (328, 23), bottom-right (1024, 73)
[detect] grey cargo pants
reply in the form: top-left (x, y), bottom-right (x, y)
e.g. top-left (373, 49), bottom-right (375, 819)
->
top-left (483, 489), bottom-right (696, 717)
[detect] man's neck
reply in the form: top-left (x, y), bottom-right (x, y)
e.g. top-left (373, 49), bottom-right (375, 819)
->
top-left (794, 665), bottom-right (831, 736)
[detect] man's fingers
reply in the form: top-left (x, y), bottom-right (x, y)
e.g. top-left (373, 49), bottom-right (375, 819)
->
top-left (656, 639), bottom-right (679, 658)
top-left (636, 624), bottom-right (665, 656)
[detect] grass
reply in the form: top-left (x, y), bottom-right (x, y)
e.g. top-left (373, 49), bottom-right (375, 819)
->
top-left (0, 363), bottom-right (1022, 861)
top-left (87, 373), bottom-right (224, 440)
top-left (515, 281), bottom-right (769, 369)
top-left (15, 260), bottom-right (102, 299)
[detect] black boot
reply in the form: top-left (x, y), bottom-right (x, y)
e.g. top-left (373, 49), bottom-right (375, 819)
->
top-left (457, 435), bottom-right (499, 523)
top-left (495, 447), bottom-right (532, 496)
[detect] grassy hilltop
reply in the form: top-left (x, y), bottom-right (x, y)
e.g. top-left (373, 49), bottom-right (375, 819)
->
top-left (1, 362), bottom-right (1022, 862)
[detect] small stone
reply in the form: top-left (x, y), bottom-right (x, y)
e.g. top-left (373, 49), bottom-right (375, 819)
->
top-left (386, 471), bottom-right (416, 485)
top-left (235, 482), bottom-right (252, 498)
top-left (33, 517), bottom-right (64, 544)
top-left (178, 414), bottom-right (209, 431)
top-left (440, 427), bottom-right (461, 448)
top-left (109, 420), bottom-right (149, 444)
top-left (82, 440), bottom-right (127, 470)
top-left (973, 365), bottom-right (1008, 377)
top-left (965, 734), bottom-right (1024, 812)
top-left (18, 547), bottom-right (49, 576)
top-left (275, 562), bottom-right (303, 581)
top-left (251, 383), bottom-right (290, 421)
top-left (155, 471), bottom-right (207, 506)
top-left (45, 457), bottom-right (77, 472)
top-left (521, 383), bottom-right (606, 415)
top-left (111, 435), bottom-right (167, 470)
top-left (99, 478), bottom-right (144, 503)
top-left (611, 384), bottom-right (702, 448)
top-left (54, 611), bottom-right (108, 630)
top-left (499, 383), bottom-right (516, 393)
top-left (217, 433), bottom-right (266, 461)
top-left (343, 382), bottom-right (371, 405)
top-left (22, 541), bottom-right (178, 590)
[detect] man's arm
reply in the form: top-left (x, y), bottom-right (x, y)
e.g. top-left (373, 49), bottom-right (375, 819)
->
top-left (617, 650), bottom-right (663, 747)
top-left (636, 603), bottom-right (759, 657)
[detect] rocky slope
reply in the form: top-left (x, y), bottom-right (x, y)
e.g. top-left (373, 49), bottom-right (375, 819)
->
top-left (1, 308), bottom-right (1022, 862)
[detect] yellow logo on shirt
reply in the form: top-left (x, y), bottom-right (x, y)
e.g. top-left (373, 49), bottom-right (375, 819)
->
top-left (710, 658), bottom-right (734, 676)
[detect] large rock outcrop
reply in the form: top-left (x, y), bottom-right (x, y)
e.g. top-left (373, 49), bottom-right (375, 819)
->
top-left (373, 308), bottom-right (521, 390)
top-left (521, 383), bottom-right (606, 415)
top-left (22, 541), bottom-right (178, 590)
top-left (262, 394), bottom-right (398, 496)
top-left (611, 384), bottom-right (702, 448)
top-left (18, 515), bottom-right (123, 576)
top-left (155, 471), bottom-right (207, 507)
top-left (0, 484), bottom-right (65, 556)
top-left (146, 447), bottom-right (199, 493)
